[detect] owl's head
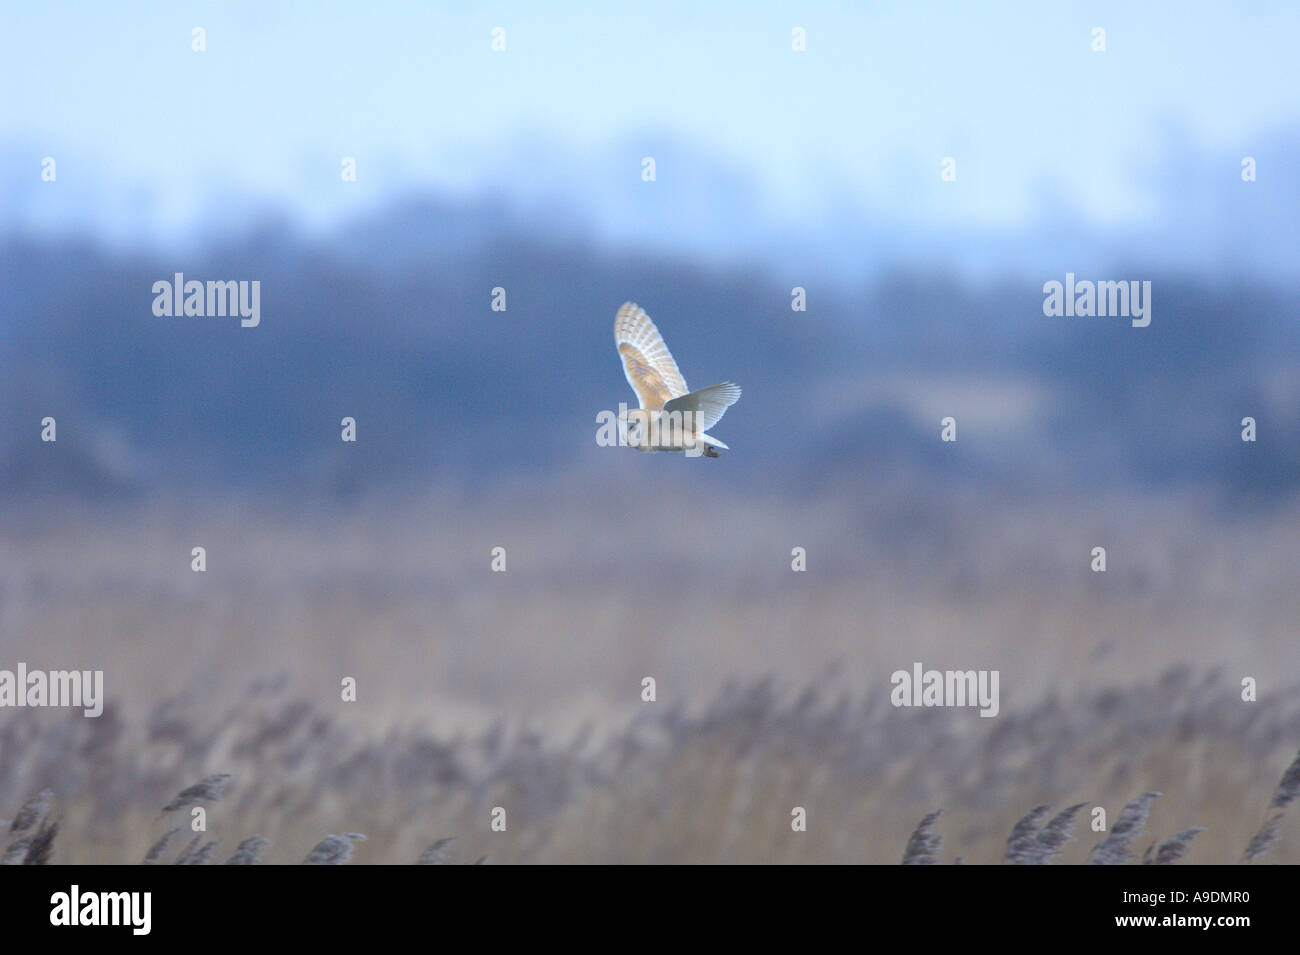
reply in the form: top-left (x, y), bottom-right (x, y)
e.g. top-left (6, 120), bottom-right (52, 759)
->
top-left (619, 408), bottom-right (654, 447)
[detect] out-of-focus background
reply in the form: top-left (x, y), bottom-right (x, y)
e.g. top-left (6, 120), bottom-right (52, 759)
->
top-left (1, 1), bottom-right (1298, 864)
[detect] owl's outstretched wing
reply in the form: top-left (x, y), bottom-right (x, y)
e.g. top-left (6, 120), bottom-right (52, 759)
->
top-left (614, 302), bottom-right (689, 410)
top-left (662, 382), bottom-right (742, 433)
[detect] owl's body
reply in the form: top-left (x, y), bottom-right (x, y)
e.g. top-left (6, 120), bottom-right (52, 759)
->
top-left (613, 302), bottom-right (741, 457)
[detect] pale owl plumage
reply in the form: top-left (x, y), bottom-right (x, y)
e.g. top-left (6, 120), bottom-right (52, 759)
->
top-left (613, 302), bottom-right (741, 457)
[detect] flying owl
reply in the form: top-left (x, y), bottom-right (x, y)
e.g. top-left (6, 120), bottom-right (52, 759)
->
top-left (613, 302), bottom-right (741, 457)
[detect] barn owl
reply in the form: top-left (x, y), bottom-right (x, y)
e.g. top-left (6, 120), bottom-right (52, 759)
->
top-left (613, 302), bottom-right (741, 457)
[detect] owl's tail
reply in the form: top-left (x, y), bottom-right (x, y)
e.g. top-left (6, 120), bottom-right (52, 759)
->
top-left (694, 433), bottom-right (728, 457)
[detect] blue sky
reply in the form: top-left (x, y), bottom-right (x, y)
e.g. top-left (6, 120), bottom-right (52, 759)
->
top-left (2, 1), bottom-right (1298, 270)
